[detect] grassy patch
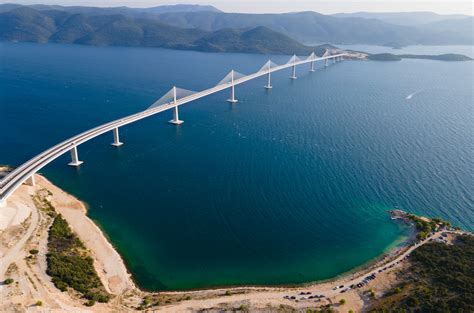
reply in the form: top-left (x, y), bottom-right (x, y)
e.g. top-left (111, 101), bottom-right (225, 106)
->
top-left (47, 214), bottom-right (110, 304)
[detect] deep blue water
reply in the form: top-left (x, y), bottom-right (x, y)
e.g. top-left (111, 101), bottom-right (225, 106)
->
top-left (1, 42), bottom-right (473, 290)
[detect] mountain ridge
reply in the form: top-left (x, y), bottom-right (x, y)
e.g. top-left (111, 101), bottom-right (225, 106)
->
top-left (0, 7), bottom-right (334, 55)
top-left (1, 4), bottom-right (472, 49)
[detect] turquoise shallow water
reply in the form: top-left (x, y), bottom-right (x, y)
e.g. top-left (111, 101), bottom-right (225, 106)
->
top-left (1, 42), bottom-right (472, 290)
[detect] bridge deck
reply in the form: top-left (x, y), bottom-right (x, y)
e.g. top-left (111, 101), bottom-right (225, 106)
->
top-left (0, 53), bottom-right (345, 204)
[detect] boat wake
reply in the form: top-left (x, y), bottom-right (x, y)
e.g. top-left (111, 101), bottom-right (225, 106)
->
top-left (406, 89), bottom-right (424, 100)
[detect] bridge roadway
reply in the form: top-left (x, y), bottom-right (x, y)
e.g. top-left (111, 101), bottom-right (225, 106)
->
top-left (0, 53), bottom-right (346, 206)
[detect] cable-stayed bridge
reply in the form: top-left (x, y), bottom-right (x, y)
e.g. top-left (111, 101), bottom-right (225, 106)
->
top-left (0, 52), bottom-right (346, 206)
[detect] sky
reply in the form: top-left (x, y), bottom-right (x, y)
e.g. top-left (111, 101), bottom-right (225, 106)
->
top-left (2, 0), bottom-right (473, 15)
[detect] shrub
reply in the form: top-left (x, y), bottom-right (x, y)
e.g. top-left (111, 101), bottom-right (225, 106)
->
top-left (4, 278), bottom-right (14, 285)
top-left (29, 249), bottom-right (39, 255)
top-left (47, 215), bottom-right (110, 303)
top-left (339, 299), bottom-right (346, 305)
top-left (35, 300), bottom-right (43, 306)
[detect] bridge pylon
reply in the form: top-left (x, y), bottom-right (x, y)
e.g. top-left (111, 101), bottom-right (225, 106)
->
top-left (227, 70), bottom-right (238, 103)
top-left (68, 145), bottom-right (83, 167)
top-left (325, 58), bottom-right (329, 67)
top-left (111, 127), bottom-right (123, 146)
top-left (169, 86), bottom-right (184, 125)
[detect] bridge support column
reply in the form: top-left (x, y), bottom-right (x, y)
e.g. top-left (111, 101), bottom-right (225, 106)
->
top-left (310, 61), bottom-right (315, 72)
top-left (227, 70), bottom-right (238, 103)
top-left (169, 86), bottom-right (184, 124)
top-left (264, 71), bottom-right (272, 89)
top-left (68, 146), bottom-right (83, 167)
top-left (25, 174), bottom-right (35, 186)
top-left (290, 64), bottom-right (297, 79)
top-left (111, 127), bottom-right (123, 146)
top-left (325, 59), bottom-right (328, 67)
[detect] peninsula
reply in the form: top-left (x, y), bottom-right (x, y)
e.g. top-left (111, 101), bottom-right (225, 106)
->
top-left (368, 53), bottom-right (472, 61)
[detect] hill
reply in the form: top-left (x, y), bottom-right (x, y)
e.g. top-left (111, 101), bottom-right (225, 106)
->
top-left (0, 3), bottom-right (221, 14)
top-left (1, 4), bottom-right (472, 47)
top-left (332, 11), bottom-right (469, 26)
top-left (0, 7), bottom-right (326, 55)
top-left (367, 53), bottom-right (472, 61)
top-left (369, 235), bottom-right (474, 312)
top-left (150, 11), bottom-right (474, 46)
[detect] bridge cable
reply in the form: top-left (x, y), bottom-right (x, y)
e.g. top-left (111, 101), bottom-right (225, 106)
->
top-left (216, 70), bottom-right (246, 86)
top-left (286, 55), bottom-right (301, 65)
top-left (257, 60), bottom-right (279, 73)
top-left (148, 87), bottom-right (196, 110)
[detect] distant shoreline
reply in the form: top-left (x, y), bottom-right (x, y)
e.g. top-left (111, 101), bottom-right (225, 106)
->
top-left (367, 52), bottom-right (472, 61)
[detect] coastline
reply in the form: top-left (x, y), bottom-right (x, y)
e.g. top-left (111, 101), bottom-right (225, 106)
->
top-left (41, 174), bottom-right (411, 294)
top-left (37, 175), bottom-right (136, 295)
top-left (1, 171), bottom-right (467, 312)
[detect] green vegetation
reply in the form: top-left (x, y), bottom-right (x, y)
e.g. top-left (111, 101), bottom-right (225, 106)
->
top-left (35, 300), bottom-right (43, 306)
top-left (46, 214), bottom-right (110, 304)
top-left (339, 298), bottom-right (346, 305)
top-left (29, 249), bottom-right (39, 255)
top-left (0, 6), bottom-right (333, 55)
top-left (368, 53), bottom-right (402, 61)
top-left (3, 278), bottom-right (14, 285)
top-left (370, 234), bottom-right (474, 312)
top-left (406, 214), bottom-right (450, 240)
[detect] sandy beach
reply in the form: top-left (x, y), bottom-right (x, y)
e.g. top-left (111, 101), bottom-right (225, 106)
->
top-left (0, 171), bottom-right (464, 312)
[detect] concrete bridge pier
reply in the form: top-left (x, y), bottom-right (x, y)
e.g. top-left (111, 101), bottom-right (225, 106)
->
top-left (227, 70), bottom-right (238, 103)
top-left (290, 64), bottom-right (297, 79)
top-left (310, 61), bottom-right (315, 72)
top-left (68, 146), bottom-right (83, 167)
top-left (25, 174), bottom-right (35, 186)
top-left (264, 71), bottom-right (272, 89)
top-left (169, 86), bottom-right (184, 124)
top-left (169, 106), bottom-right (183, 125)
top-left (111, 127), bottom-right (123, 147)
top-left (325, 59), bottom-right (328, 67)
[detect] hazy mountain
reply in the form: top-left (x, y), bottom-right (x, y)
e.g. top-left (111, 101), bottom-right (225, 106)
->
top-left (1, 4), bottom-right (472, 48)
top-left (0, 7), bottom-right (329, 55)
top-left (422, 17), bottom-right (474, 32)
top-left (0, 3), bottom-right (221, 15)
top-left (149, 11), bottom-right (473, 46)
top-left (332, 12), bottom-right (469, 26)
top-left (137, 4), bottom-right (221, 14)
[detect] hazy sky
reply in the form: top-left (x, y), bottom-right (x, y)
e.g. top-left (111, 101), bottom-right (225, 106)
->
top-left (3, 0), bottom-right (473, 15)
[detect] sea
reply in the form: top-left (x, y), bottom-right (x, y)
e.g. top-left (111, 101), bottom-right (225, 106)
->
top-left (1, 42), bottom-right (472, 290)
